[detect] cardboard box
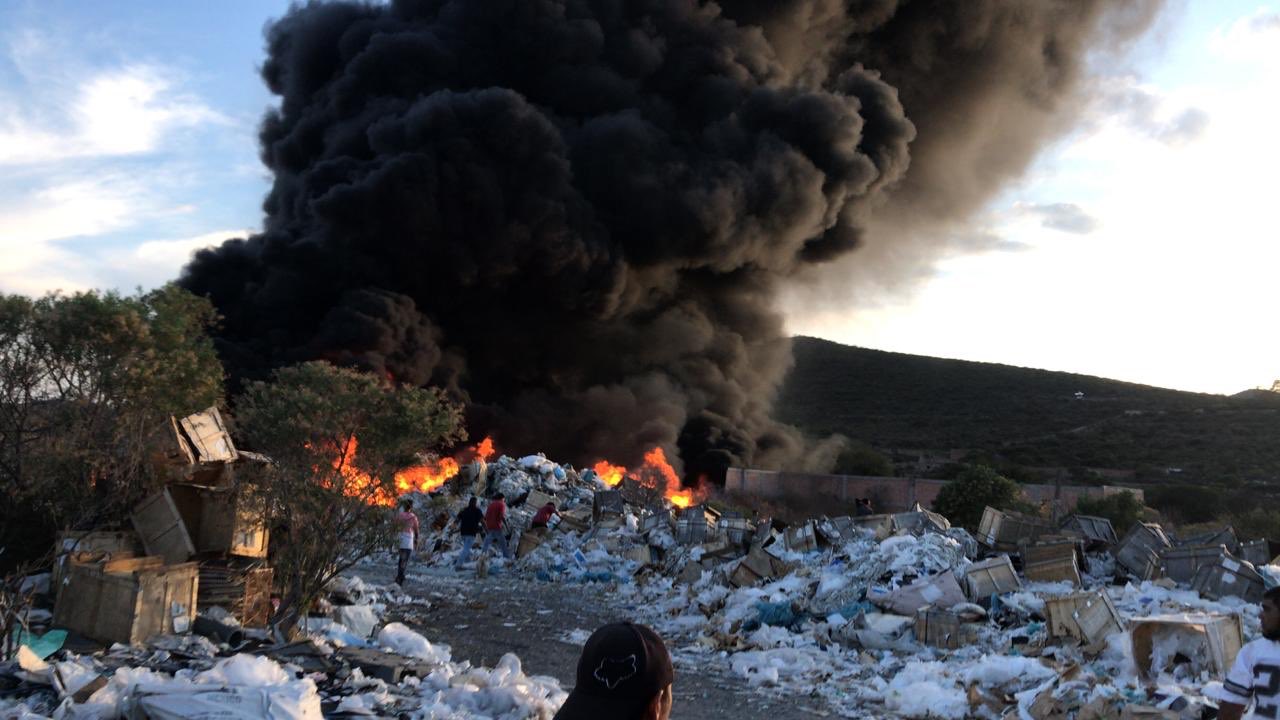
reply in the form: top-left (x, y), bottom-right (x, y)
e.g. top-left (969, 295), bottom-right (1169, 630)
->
top-left (963, 556), bottom-right (1022, 600)
top-left (1130, 613), bottom-right (1243, 682)
top-left (54, 557), bottom-right (199, 645)
top-left (516, 530), bottom-right (546, 559)
top-left (525, 489), bottom-right (556, 511)
top-left (873, 571), bottom-right (966, 616)
top-left (167, 485), bottom-right (269, 559)
top-left (1044, 590), bottom-right (1123, 647)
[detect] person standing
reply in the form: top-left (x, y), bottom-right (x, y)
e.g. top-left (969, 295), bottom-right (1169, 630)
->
top-left (455, 497), bottom-right (485, 567)
top-left (394, 499), bottom-right (420, 586)
top-left (1216, 587), bottom-right (1280, 719)
top-left (480, 493), bottom-right (512, 559)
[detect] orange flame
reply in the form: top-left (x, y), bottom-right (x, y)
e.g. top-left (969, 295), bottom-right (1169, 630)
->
top-left (472, 436), bottom-right (496, 462)
top-left (593, 461), bottom-right (627, 487)
top-left (319, 436), bottom-right (398, 507)
top-left (641, 447), bottom-right (705, 508)
top-left (594, 447), bottom-right (707, 508)
top-left (395, 456), bottom-right (461, 494)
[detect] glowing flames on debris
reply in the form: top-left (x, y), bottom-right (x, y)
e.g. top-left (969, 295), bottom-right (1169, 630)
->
top-left (593, 461), bottom-right (627, 488)
top-left (323, 435), bottom-right (498, 505)
top-left (594, 447), bottom-right (706, 509)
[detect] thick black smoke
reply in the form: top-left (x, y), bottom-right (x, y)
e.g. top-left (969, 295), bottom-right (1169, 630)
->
top-left (182, 0), bottom-right (1161, 478)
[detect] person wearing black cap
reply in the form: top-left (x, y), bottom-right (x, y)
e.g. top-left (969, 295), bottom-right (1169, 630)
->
top-left (554, 622), bottom-right (674, 720)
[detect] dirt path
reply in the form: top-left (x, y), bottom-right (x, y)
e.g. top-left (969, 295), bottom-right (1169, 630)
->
top-left (352, 556), bottom-right (836, 719)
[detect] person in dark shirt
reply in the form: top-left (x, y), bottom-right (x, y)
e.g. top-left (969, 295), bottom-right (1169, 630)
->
top-left (454, 497), bottom-right (484, 567)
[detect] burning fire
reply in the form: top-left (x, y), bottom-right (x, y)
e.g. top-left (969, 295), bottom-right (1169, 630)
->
top-left (472, 436), bottom-right (496, 462)
top-left (321, 435), bottom-right (499, 505)
top-left (592, 447), bottom-right (707, 509)
top-left (321, 436), bottom-right (398, 507)
top-left (593, 461), bottom-right (626, 488)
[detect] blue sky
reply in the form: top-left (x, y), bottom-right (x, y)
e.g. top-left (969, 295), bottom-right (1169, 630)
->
top-left (0, 0), bottom-right (288, 292)
top-left (2, 1), bottom-right (1278, 394)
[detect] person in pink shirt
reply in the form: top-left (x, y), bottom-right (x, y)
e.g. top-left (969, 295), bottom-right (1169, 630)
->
top-left (395, 499), bottom-right (420, 585)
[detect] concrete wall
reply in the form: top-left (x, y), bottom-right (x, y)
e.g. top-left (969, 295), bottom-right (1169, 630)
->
top-left (724, 468), bottom-right (1142, 514)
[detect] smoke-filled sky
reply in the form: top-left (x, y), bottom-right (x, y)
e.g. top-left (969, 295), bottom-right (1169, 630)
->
top-left (0, 2), bottom-right (1276, 432)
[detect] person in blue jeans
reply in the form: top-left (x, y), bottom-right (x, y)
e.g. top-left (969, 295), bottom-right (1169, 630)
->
top-left (480, 493), bottom-right (512, 559)
top-left (455, 497), bottom-right (484, 567)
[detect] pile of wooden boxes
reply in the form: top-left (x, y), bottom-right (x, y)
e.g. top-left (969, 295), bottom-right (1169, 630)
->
top-left (53, 407), bottom-right (274, 645)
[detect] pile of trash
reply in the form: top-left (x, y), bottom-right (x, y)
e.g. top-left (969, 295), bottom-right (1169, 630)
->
top-left (413, 454), bottom-right (1279, 719)
top-left (6, 440), bottom-right (1280, 719)
top-left (0, 572), bottom-right (567, 719)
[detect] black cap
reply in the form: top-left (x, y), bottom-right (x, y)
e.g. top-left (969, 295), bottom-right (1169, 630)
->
top-left (553, 623), bottom-right (673, 719)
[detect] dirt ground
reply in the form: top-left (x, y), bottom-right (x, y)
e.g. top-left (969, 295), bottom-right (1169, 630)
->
top-left (352, 555), bottom-right (837, 719)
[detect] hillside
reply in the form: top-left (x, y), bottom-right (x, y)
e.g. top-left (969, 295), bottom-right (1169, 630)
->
top-left (776, 337), bottom-right (1280, 488)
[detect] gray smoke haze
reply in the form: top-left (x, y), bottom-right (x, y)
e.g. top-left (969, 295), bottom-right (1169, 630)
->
top-left (182, 0), bottom-right (1164, 478)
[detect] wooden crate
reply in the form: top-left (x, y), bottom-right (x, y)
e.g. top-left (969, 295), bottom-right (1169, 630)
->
top-left (1044, 590), bottom-right (1123, 646)
top-left (1159, 544), bottom-right (1229, 585)
top-left (978, 507), bottom-right (1055, 550)
top-left (1191, 557), bottom-right (1266, 603)
top-left (914, 607), bottom-right (979, 649)
top-left (52, 531), bottom-right (140, 590)
top-left (1115, 523), bottom-right (1172, 580)
top-left (963, 556), bottom-right (1021, 600)
top-left (197, 563), bottom-right (273, 628)
top-left (1130, 614), bottom-right (1243, 682)
top-left (1238, 539), bottom-right (1280, 567)
top-left (675, 506), bottom-right (716, 544)
top-left (1059, 514), bottom-right (1118, 546)
top-left (54, 558), bottom-right (198, 646)
top-left (591, 491), bottom-right (625, 521)
top-left (131, 489), bottom-right (196, 564)
top-left (784, 522), bottom-right (818, 552)
top-left (849, 514), bottom-right (897, 541)
top-left (1024, 556), bottom-right (1082, 587)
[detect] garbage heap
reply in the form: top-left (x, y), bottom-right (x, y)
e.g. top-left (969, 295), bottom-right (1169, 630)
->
top-left (1, 572), bottom-right (566, 719)
top-left (414, 459), bottom-right (1278, 720)
top-left (50, 408), bottom-right (274, 648)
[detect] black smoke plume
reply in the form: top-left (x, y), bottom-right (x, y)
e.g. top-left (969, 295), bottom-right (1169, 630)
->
top-left (182, 0), bottom-right (1162, 478)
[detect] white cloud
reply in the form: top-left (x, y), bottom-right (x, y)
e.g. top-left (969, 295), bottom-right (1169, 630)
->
top-left (121, 228), bottom-right (251, 284)
top-left (1089, 76), bottom-right (1210, 146)
top-left (0, 64), bottom-right (224, 165)
top-left (1210, 7), bottom-right (1280, 64)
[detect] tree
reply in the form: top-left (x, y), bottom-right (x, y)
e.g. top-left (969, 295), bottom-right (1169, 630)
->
top-left (833, 443), bottom-right (894, 477)
top-left (235, 361), bottom-right (465, 637)
top-left (1075, 491), bottom-right (1144, 534)
top-left (0, 286), bottom-right (224, 569)
top-left (931, 465), bottom-right (1024, 529)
